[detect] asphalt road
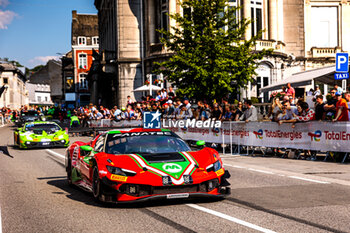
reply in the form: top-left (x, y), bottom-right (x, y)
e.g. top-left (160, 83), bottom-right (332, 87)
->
top-left (1, 124), bottom-right (350, 233)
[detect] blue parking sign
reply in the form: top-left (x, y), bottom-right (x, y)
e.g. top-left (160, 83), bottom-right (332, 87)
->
top-left (336, 53), bottom-right (349, 73)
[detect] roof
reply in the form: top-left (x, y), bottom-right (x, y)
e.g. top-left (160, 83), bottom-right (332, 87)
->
top-left (0, 62), bottom-right (26, 81)
top-left (72, 10), bottom-right (98, 38)
top-left (29, 60), bottom-right (62, 85)
top-left (260, 65), bottom-right (339, 92)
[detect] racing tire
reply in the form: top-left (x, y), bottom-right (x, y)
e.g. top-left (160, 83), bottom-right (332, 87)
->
top-left (67, 154), bottom-right (73, 186)
top-left (92, 166), bottom-right (102, 202)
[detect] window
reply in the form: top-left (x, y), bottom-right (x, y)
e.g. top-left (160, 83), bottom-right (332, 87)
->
top-left (3, 78), bottom-right (8, 84)
top-left (161, 0), bottom-right (169, 38)
top-left (92, 37), bottom-right (99, 45)
top-left (45, 96), bottom-right (48, 102)
top-left (37, 96), bottom-right (41, 102)
top-left (78, 53), bottom-right (87, 69)
top-left (79, 73), bottom-right (88, 90)
top-left (78, 36), bottom-right (86, 45)
top-left (251, 0), bottom-right (262, 38)
top-left (311, 7), bottom-right (338, 47)
top-left (227, 0), bottom-right (239, 31)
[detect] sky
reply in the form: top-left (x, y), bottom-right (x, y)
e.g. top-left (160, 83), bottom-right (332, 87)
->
top-left (0, 0), bottom-right (97, 69)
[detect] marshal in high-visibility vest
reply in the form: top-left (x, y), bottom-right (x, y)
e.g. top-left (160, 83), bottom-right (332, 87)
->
top-left (70, 115), bottom-right (80, 128)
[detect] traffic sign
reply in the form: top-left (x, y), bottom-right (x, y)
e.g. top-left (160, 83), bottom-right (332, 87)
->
top-left (334, 73), bottom-right (349, 80)
top-left (336, 53), bottom-right (349, 73)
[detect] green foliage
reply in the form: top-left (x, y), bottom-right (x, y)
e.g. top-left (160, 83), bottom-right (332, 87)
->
top-left (154, 0), bottom-right (272, 101)
top-left (250, 97), bottom-right (259, 104)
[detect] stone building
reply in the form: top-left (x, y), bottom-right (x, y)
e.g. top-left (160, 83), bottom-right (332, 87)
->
top-left (67, 10), bottom-right (99, 107)
top-left (27, 60), bottom-right (62, 106)
top-left (94, 0), bottom-right (350, 105)
top-left (0, 62), bottom-right (28, 109)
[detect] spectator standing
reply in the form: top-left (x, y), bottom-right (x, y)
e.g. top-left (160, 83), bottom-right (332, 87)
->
top-left (211, 104), bottom-right (222, 120)
top-left (240, 100), bottom-right (257, 122)
top-left (168, 86), bottom-right (175, 99)
top-left (286, 83), bottom-right (296, 100)
top-left (345, 92), bottom-right (350, 120)
top-left (127, 96), bottom-right (133, 105)
top-left (324, 89), bottom-right (337, 120)
top-left (314, 95), bottom-right (325, 121)
top-left (333, 92), bottom-right (349, 122)
top-left (313, 85), bottom-right (321, 96)
top-left (334, 84), bottom-right (343, 94)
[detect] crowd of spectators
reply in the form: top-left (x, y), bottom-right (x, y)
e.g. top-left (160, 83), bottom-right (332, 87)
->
top-left (3, 82), bottom-right (350, 128)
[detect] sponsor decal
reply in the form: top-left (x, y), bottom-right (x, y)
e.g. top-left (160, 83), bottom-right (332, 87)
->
top-left (324, 131), bottom-right (350, 141)
top-left (308, 130), bottom-right (322, 141)
top-left (253, 129), bottom-right (263, 139)
top-left (215, 168), bottom-right (224, 176)
top-left (113, 131), bottom-right (172, 138)
top-left (110, 174), bottom-right (127, 182)
top-left (264, 130), bottom-right (302, 141)
top-left (143, 111), bottom-right (161, 129)
top-left (167, 193), bottom-right (189, 199)
top-left (99, 170), bottom-right (107, 175)
top-left (162, 163), bottom-right (182, 173)
top-left (33, 138), bottom-right (39, 142)
top-left (163, 119), bottom-right (221, 129)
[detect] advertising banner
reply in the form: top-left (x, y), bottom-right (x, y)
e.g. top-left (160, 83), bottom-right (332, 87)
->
top-left (88, 120), bottom-right (350, 152)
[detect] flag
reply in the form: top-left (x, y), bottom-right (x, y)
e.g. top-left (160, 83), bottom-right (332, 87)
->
top-left (0, 85), bottom-right (5, 98)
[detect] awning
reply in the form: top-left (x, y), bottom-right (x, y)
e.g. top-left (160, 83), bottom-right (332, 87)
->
top-left (260, 65), bottom-right (341, 92)
top-left (132, 84), bottom-right (162, 93)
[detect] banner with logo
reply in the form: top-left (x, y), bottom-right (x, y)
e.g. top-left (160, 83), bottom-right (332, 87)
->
top-left (88, 119), bottom-right (350, 152)
top-left (165, 121), bottom-right (350, 153)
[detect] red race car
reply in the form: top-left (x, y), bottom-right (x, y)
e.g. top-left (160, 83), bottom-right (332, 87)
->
top-left (65, 128), bottom-right (230, 203)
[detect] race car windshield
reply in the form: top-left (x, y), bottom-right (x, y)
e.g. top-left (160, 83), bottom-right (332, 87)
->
top-left (25, 124), bottom-right (61, 133)
top-left (22, 110), bottom-right (38, 116)
top-left (105, 134), bottom-right (191, 154)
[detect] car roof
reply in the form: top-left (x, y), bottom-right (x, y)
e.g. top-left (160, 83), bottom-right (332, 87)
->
top-left (107, 128), bottom-right (171, 134)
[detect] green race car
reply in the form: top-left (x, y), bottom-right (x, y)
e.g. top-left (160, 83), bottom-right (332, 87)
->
top-left (14, 121), bottom-right (69, 149)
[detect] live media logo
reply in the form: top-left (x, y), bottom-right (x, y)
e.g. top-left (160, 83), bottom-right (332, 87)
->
top-left (143, 111), bottom-right (161, 129)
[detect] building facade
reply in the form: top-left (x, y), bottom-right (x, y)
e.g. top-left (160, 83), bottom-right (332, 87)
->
top-left (0, 63), bottom-right (28, 109)
top-left (27, 60), bottom-right (62, 106)
top-left (94, 0), bottom-right (350, 104)
top-left (69, 10), bottom-right (99, 107)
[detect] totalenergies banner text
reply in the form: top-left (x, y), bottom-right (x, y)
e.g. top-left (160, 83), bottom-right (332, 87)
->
top-left (88, 120), bottom-right (350, 152)
top-left (165, 121), bottom-right (350, 153)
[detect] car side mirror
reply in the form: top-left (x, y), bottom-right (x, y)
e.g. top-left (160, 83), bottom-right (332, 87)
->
top-left (80, 145), bottom-right (93, 151)
top-left (196, 140), bottom-right (206, 147)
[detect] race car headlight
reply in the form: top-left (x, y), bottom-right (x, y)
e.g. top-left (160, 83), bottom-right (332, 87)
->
top-left (106, 166), bottom-right (137, 176)
top-left (106, 166), bottom-right (125, 176)
top-left (206, 161), bottom-right (221, 172)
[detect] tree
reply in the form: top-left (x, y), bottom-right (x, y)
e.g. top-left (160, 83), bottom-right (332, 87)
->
top-left (154, 0), bottom-right (272, 101)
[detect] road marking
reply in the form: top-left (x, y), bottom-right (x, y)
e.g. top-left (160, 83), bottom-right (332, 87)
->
top-left (288, 176), bottom-right (329, 184)
top-left (224, 164), bottom-right (245, 169)
top-left (46, 149), bottom-right (65, 159)
top-left (223, 162), bottom-right (331, 184)
top-left (186, 204), bottom-right (276, 233)
top-left (248, 168), bottom-right (275, 175)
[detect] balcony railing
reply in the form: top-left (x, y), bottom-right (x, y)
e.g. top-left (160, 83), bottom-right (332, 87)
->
top-left (149, 39), bottom-right (286, 57)
top-left (254, 40), bottom-right (285, 53)
top-left (310, 47), bottom-right (342, 58)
